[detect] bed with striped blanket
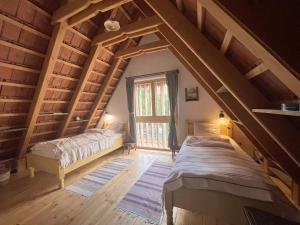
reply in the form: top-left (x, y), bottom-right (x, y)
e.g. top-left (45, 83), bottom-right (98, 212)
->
top-left (163, 136), bottom-right (300, 225)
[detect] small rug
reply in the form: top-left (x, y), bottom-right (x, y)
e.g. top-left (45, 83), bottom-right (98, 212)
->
top-left (66, 157), bottom-right (134, 197)
top-left (117, 161), bottom-right (173, 224)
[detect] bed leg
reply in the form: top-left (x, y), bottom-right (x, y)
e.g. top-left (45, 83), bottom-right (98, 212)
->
top-left (59, 178), bottom-right (65, 189)
top-left (28, 167), bottom-right (35, 178)
top-left (165, 191), bottom-right (174, 225)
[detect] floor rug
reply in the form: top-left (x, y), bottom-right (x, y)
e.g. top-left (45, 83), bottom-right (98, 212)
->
top-left (66, 157), bottom-right (134, 197)
top-left (117, 161), bottom-right (173, 224)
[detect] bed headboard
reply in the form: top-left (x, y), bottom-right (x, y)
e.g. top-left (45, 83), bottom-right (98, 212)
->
top-left (186, 120), bottom-right (232, 137)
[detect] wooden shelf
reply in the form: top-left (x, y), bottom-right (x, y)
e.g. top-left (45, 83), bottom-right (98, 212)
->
top-left (252, 109), bottom-right (300, 117)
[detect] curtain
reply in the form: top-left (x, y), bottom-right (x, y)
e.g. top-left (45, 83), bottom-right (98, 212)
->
top-left (126, 77), bottom-right (136, 143)
top-left (166, 70), bottom-right (179, 148)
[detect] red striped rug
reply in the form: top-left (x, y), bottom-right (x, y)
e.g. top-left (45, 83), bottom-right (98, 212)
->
top-left (117, 161), bottom-right (173, 224)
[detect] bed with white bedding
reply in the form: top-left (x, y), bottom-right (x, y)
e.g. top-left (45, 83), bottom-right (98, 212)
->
top-left (26, 123), bottom-right (124, 188)
top-left (163, 122), bottom-right (300, 225)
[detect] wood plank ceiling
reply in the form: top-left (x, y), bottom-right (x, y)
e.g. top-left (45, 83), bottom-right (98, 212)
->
top-left (0, 0), bottom-right (299, 184)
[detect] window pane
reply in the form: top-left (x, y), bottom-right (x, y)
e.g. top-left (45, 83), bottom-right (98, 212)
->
top-left (155, 81), bottom-right (170, 116)
top-left (135, 82), bottom-right (152, 116)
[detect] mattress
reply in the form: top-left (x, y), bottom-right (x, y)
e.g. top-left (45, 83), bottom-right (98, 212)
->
top-left (31, 132), bottom-right (122, 168)
top-left (163, 135), bottom-right (276, 202)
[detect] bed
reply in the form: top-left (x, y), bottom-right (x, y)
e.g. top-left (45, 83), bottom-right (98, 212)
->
top-left (163, 121), bottom-right (300, 225)
top-left (26, 123), bottom-right (124, 188)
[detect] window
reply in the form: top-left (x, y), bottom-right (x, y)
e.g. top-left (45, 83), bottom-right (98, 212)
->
top-left (134, 78), bottom-right (170, 149)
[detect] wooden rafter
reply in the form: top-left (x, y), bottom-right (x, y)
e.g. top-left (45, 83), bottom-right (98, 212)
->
top-left (92, 15), bottom-right (162, 46)
top-left (198, 0), bottom-right (300, 98)
top-left (196, 1), bottom-right (205, 32)
top-left (245, 63), bottom-right (268, 79)
top-left (119, 5), bottom-right (132, 21)
top-left (68, 0), bottom-right (132, 27)
top-left (83, 41), bottom-right (132, 130)
top-left (220, 30), bottom-right (233, 54)
top-left (146, 0), bottom-right (300, 168)
top-left (158, 25), bottom-right (298, 179)
top-left (52, 0), bottom-right (90, 24)
top-left (57, 46), bottom-right (101, 137)
top-left (17, 22), bottom-right (68, 158)
top-left (115, 40), bottom-right (169, 59)
top-left (176, 0), bottom-right (183, 11)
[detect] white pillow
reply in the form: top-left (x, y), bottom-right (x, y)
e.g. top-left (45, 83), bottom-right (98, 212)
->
top-left (194, 122), bottom-right (220, 136)
top-left (106, 122), bottom-right (124, 133)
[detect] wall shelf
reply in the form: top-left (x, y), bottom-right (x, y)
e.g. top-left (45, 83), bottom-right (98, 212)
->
top-left (252, 109), bottom-right (300, 117)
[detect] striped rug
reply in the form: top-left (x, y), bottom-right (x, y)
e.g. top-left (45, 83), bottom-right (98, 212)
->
top-left (66, 157), bottom-right (134, 197)
top-left (117, 161), bottom-right (173, 224)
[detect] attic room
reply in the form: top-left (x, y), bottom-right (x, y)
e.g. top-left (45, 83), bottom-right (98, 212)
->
top-left (0, 0), bottom-right (299, 225)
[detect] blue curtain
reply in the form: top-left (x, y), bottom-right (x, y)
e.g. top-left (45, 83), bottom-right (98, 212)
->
top-left (126, 77), bottom-right (136, 143)
top-left (166, 70), bottom-right (179, 148)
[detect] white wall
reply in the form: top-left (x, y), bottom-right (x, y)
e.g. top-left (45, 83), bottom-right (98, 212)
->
top-left (99, 34), bottom-right (221, 144)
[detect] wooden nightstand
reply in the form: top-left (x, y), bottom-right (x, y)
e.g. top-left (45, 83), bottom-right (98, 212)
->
top-left (170, 145), bottom-right (180, 158)
top-left (123, 142), bottom-right (136, 154)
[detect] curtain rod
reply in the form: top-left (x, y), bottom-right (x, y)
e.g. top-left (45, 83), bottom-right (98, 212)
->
top-left (125, 69), bottom-right (178, 80)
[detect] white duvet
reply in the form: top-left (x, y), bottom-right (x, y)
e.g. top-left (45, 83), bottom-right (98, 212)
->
top-left (31, 130), bottom-right (122, 168)
top-left (164, 136), bottom-right (276, 202)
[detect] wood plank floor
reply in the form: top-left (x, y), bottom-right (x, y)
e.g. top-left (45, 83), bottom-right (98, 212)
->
top-left (0, 150), bottom-right (229, 225)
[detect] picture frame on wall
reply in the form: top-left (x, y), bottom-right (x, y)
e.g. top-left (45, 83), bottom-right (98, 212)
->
top-left (185, 87), bottom-right (199, 101)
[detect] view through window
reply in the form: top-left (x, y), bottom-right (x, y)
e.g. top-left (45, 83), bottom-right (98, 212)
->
top-left (134, 78), bottom-right (170, 149)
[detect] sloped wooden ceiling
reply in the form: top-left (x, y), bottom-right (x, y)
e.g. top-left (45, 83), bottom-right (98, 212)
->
top-left (0, 0), bottom-right (299, 185)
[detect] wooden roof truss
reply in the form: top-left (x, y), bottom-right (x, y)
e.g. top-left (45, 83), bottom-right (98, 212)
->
top-left (0, 0), bottom-right (299, 201)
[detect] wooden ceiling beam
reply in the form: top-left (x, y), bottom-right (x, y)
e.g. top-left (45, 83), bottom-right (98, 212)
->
top-left (83, 41), bottom-right (132, 130)
top-left (52, 0), bottom-right (90, 24)
top-left (119, 5), bottom-right (132, 21)
top-left (196, 1), bottom-right (205, 32)
top-left (159, 25), bottom-right (299, 179)
top-left (198, 0), bottom-right (300, 98)
top-left (68, 0), bottom-right (132, 27)
top-left (57, 45), bottom-right (102, 137)
top-left (176, 0), bottom-right (183, 11)
top-left (245, 63), bottom-right (268, 79)
top-left (17, 22), bottom-right (68, 159)
top-left (101, 26), bottom-right (157, 47)
top-left (115, 40), bottom-right (169, 59)
top-left (220, 30), bottom-right (233, 54)
top-left (92, 15), bottom-right (162, 46)
top-left (147, 0), bottom-right (300, 169)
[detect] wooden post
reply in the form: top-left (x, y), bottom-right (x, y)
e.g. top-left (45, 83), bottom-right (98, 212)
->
top-left (292, 180), bottom-right (300, 205)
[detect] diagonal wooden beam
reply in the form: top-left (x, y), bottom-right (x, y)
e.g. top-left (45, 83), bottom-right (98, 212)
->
top-left (176, 0), bottom-right (183, 11)
top-left (245, 63), bottom-right (268, 79)
top-left (198, 0), bottom-right (300, 98)
top-left (197, 1), bottom-right (205, 32)
top-left (220, 30), bottom-right (233, 54)
top-left (119, 5), bottom-right (132, 21)
top-left (146, 0), bottom-right (300, 170)
top-left (115, 40), bottom-right (169, 59)
top-left (57, 46), bottom-right (101, 137)
top-left (83, 40), bottom-right (132, 130)
top-left (92, 15), bottom-right (162, 46)
top-left (17, 22), bottom-right (68, 158)
top-left (159, 24), bottom-right (299, 180)
top-left (68, 0), bottom-right (132, 27)
top-left (101, 27), bottom-right (158, 47)
top-left (52, 0), bottom-right (90, 24)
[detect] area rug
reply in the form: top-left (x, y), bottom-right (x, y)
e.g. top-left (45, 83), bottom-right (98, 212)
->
top-left (117, 161), bottom-right (173, 224)
top-left (66, 157), bottom-right (134, 197)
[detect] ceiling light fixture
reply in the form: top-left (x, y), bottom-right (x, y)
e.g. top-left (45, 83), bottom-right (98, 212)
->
top-left (104, 20), bottom-right (120, 32)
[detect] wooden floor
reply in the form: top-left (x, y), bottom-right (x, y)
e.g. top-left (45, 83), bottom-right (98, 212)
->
top-left (0, 149), bottom-right (229, 225)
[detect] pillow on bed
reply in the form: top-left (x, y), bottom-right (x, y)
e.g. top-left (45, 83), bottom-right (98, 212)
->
top-left (86, 128), bottom-right (114, 135)
top-left (106, 122), bottom-right (124, 133)
top-left (194, 122), bottom-right (220, 136)
top-left (186, 136), bottom-right (233, 150)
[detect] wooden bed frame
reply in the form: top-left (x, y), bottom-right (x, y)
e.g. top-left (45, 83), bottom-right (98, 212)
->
top-left (26, 137), bottom-right (123, 189)
top-left (164, 121), bottom-right (300, 225)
